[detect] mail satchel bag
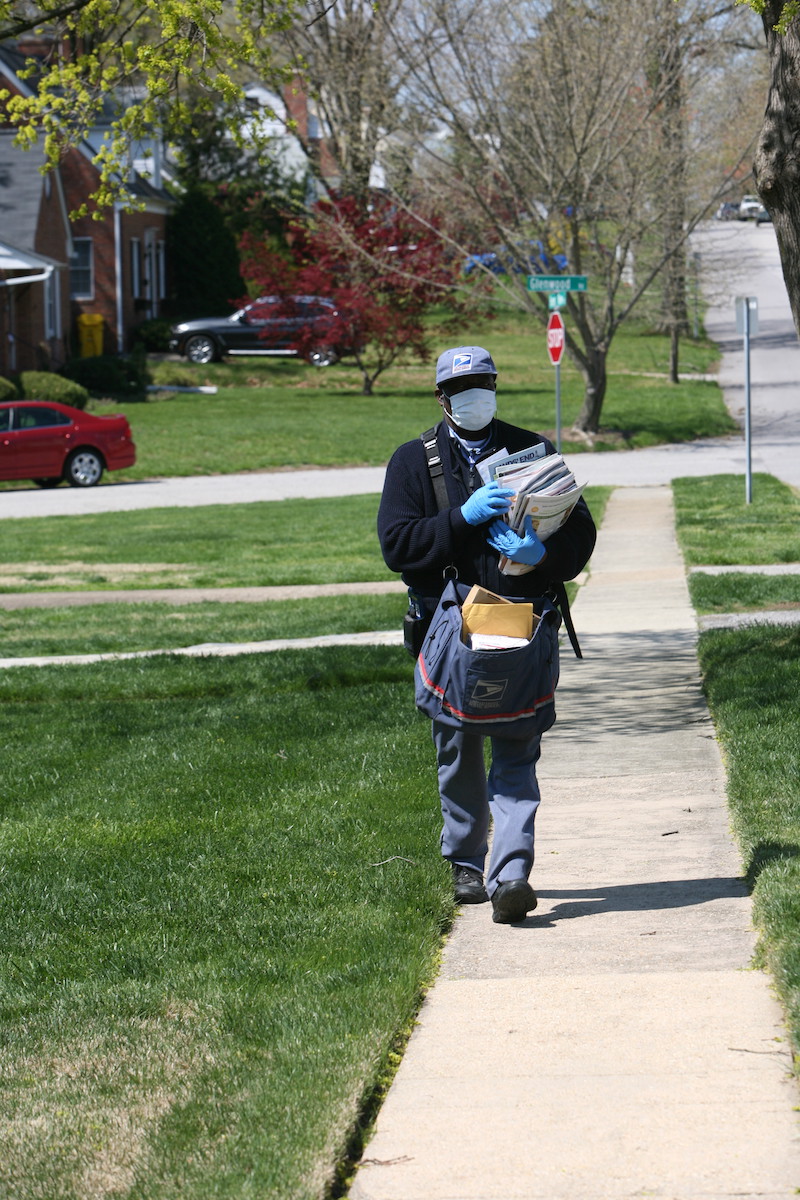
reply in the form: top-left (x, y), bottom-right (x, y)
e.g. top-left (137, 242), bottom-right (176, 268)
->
top-left (414, 580), bottom-right (561, 737)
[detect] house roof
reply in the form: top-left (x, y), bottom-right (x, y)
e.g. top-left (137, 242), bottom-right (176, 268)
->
top-left (0, 43), bottom-right (34, 91)
top-left (0, 241), bottom-right (60, 272)
top-left (0, 131), bottom-right (49, 255)
top-left (1, 42), bottom-right (173, 207)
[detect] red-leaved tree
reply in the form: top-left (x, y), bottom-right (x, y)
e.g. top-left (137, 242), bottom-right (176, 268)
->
top-left (238, 194), bottom-right (478, 394)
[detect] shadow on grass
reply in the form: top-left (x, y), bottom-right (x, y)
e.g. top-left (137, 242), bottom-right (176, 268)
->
top-left (744, 840), bottom-right (800, 892)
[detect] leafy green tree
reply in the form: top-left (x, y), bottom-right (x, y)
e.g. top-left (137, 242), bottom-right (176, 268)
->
top-left (0, 0), bottom-right (298, 207)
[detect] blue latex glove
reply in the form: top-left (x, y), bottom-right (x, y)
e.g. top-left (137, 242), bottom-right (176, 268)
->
top-left (487, 515), bottom-right (547, 565)
top-left (460, 481), bottom-right (515, 526)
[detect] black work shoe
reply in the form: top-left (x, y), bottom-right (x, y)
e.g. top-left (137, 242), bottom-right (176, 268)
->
top-left (491, 879), bottom-right (538, 924)
top-left (452, 863), bottom-right (489, 904)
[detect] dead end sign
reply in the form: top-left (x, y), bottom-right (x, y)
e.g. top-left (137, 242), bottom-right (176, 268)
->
top-left (546, 311), bottom-right (565, 365)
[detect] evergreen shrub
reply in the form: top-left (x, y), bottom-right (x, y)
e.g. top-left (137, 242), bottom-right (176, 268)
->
top-left (60, 354), bottom-right (148, 396)
top-left (133, 318), bottom-right (173, 352)
top-left (0, 376), bottom-right (17, 402)
top-left (19, 371), bottom-right (89, 409)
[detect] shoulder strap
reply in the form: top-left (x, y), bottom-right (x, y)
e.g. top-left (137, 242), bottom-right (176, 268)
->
top-left (420, 423), bottom-right (449, 512)
top-left (551, 581), bottom-right (582, 659)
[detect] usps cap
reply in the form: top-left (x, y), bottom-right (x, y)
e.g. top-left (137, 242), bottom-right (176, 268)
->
top-left (436, 345), bottom-right (497, 386)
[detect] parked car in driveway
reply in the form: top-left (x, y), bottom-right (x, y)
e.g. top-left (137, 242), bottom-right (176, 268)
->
top-left (0, 400), bottom-right (136, 487)
top-left (169, 295), bottom-right (358, 366)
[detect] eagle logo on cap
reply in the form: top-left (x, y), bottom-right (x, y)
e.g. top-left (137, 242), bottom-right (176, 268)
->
top-left (452, 352), bottom-right (473, 374)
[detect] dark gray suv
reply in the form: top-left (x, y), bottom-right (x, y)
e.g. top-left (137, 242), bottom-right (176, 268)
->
top-left (168, 295), bottom-right (357, 366)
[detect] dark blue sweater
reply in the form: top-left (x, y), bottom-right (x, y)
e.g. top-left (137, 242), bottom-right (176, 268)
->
top-left (377, 418), bottom-right (597, 609)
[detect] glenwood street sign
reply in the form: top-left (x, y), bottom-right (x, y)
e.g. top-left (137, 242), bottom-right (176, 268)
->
top-left (527, 274), bottom-right (588, 292)
top-left (546, 311), bottom-right (566, 366)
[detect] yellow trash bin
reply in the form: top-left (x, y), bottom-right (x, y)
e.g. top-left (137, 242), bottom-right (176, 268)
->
top-left (77, 312), bottom-right (104, 357)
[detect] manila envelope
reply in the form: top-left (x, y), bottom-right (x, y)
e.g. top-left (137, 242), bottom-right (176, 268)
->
top-left (462, 584), bottom-right (514, 607)
top-left (461, 600), bottom-right (535, 640)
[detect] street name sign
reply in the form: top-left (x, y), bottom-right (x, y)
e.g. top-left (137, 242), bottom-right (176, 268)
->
top-left (527, 274), bottom-right (588, 293)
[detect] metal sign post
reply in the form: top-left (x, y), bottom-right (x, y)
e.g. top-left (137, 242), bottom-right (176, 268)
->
top-left (546, 311), bottom-right (566, 452)
top-left (528, 276), bottom-right (588, 454)
top-left (735, 296), bottom-right (758, 504)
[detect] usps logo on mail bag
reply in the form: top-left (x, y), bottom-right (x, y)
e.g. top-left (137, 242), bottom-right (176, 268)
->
top-left (469, 677), bottom-right (509, 708)
top-left (452, 352), bottom-right (473, 374)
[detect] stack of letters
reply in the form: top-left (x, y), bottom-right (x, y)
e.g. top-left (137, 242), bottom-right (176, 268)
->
top-left (479, 444), bottom-right (585, 576)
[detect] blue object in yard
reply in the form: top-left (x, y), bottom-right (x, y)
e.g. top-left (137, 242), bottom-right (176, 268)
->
top-left (463, 240), bottom-right (568, 276)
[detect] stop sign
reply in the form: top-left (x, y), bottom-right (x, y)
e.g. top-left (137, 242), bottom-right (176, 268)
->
top-left (546, 311), bottom-right (565, 365)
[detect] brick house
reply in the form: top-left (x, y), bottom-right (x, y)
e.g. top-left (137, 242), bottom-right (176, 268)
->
top-left (0, 131), bottom-right (72, 376)
top-left (0, 40), bottom-right (173, 362)
top-left (59, 143), bottom-right (172, 354)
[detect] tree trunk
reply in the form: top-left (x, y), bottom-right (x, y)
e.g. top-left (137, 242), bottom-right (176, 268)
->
top-left (572, 348), bottom-right (608, 435)
top-left (654, 0), bottom-right (689, 343)
top-left (669, 324), bottom-right (680, 384)
top-left (754, 2), bottom-right (800, 338)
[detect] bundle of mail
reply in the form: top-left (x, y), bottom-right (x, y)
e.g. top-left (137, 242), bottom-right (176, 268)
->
top-left (478, 444), bottom-right (585, 576)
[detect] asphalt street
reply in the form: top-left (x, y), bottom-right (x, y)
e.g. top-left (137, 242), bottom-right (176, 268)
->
top-left (1, 220), bottom-right (797, 522)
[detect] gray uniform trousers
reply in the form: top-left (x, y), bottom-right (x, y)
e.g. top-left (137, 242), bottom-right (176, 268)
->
top-left (432, 717), bottom-right (542, 897)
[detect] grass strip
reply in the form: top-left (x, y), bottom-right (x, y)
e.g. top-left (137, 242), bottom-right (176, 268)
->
top-left (697, 626), bottom-right (800, 1063)
top-left (0, 487), bottom-right (610, 596)
top-left (0, 648), bottom-right (450, 1200)
top-left (0, 584), bottom-right (594, 660)
top-left (688, 572), bottom-right (800, 614)
top-left (673, 473), bottom-right (800, 566)
top-left (0, 495), bottom-right (392, 592)
top-left (0, 594), bottom-right (407, 657)
top-left (675, 475), bottom-right (800, 1060)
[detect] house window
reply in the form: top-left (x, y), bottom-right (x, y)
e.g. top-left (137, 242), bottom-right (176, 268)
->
top-left (69, 238), bottom-right (93, 300)
top-left (130, 238), bottom-right (141, 299)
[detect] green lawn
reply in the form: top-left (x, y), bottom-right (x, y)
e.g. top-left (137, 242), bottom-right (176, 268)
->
top-left (672, 473), bottom-right (800, 566)
top-left (0, 486), bottom-right (610, 598)
top-left (688, 571), bottom-right (800, 614)
top-left (0, 496), bottom-right (393, 592)
top-left (0, 594), bottom-right (406, 657)
top-left (0, 649), bottom-right (448, 1200)
top-left (673, 474), bottom-right (800, 1062)
top-left (697, 626), bottom-right (800, 1061)
top-left (0, 315), bottom-right (730, 489)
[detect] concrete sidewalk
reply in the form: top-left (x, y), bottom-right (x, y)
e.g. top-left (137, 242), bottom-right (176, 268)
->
top-left (352, 486), bottom-right (800, 1200)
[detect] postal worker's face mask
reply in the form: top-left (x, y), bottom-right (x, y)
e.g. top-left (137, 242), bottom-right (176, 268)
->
top-left (446, 387), bottom-right (497, 431)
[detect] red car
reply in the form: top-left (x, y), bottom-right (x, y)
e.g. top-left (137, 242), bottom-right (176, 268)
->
top-left (0, 400), bottom-right (136, 488)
